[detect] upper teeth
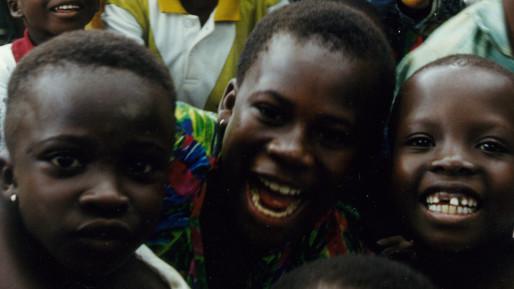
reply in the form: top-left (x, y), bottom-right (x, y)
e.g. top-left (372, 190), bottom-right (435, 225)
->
top-left (54, 4), bottom-right (80, 10)
top-left (426, 194), bottom-right (477, 207)
top-left (259, 177), bottom-right (301, 196)
top-left (425, 192), bottom-right (478, 215)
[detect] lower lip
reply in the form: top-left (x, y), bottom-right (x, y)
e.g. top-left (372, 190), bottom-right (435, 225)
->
top-left (50, 8), bottom-right (82, 18)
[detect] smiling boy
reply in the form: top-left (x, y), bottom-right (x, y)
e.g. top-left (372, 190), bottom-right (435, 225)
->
top-left (390, 55), bottom-right (514, 289)
top-left (149, 2), bottom-right (395, 289)
top-left (0, 0), bottom-right (99, 151)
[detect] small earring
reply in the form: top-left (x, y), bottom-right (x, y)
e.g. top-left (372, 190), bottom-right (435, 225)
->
top-left (219, 119), bottom-right (226, 126)
top-left (9, 193), bottom-right (16, 203)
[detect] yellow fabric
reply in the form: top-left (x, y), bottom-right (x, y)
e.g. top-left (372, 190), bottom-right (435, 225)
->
top-left (204, 0), bottom-right (280, 110)
top-left (86, 0), bottom-right (105, 29)
top-left (158, 0), bottom-right (240, 21)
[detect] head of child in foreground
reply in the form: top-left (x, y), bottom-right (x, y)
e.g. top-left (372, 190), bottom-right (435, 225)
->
top-left (4, 30), bottom-right (175, 277)
top-left (217, 0), bottom-right (395, 248)
top-left (7, 0), bottom-right (99, 44)
top-left (271, 255), bottom-right (436, 289)
top-left (390, 55), bottom-right (514, 253)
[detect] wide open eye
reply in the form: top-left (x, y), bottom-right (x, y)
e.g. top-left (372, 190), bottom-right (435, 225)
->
top-left (404, 134), bottom-right (435, 149)
top-left (48, 152), bottom-right (84, 170)
top-left (477, 139), bottom-right (510, 155)
top-left (50, 155), bottom-right (83, 170)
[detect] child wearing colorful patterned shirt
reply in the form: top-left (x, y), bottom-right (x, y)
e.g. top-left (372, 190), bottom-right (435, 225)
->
top-left (148, 2), bottom-right (396, 289)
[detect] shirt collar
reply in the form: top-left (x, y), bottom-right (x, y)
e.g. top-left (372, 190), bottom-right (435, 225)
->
top-left (11, 29), bottom-right (35, 63)
top-left (476, 0), bottom-right (512, 57)
top-left (157, 0), bottom-right (240, 21)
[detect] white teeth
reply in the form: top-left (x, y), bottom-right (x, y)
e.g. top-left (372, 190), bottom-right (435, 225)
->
top-left (425, 192), bottom-right (479, 216)
top-left (259, 177), bottom-right (301, 196)
top-left (53, 4), bottom-right (80, 11)
top-left (250, 190), bottom-right (300, 219)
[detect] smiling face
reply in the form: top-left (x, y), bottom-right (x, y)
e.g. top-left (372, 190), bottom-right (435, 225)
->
top-left (8, 65), bottom-right (173, 276)
top-left (218, 33), bottom-right (375, 248)
top-left (8, 0), bottom-right (98, 44)
top-left (391, 65), bottom-right (514, 252)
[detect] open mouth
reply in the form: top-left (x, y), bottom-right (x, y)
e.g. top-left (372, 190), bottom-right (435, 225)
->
top-left (49, 2), bottom-right (83, 14)
top-left (422, 191), bottom-right (479, 216)
top-left (248, 176), bottom-right (304, 219)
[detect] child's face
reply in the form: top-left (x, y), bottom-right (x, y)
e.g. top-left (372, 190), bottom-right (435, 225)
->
top-left (391, 66), bottom-right (514, 252)
top-left (219, 33), bottom-right (374, 247)
top-left (9, 0), bottom-right (98, 43)
top-left (9, 65), bottom-right (173, 275)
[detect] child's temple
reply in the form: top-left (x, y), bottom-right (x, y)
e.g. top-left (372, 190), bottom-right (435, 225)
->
top-left (0, 0), bottom-right (512, 289)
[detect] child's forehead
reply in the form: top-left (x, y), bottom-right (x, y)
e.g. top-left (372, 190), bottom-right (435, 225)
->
top-left (404, 65), bottom-right (514, 106)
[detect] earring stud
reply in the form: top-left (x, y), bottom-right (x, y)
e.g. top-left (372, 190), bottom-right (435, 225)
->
top-left (9, 194), bottom-right (16, 203)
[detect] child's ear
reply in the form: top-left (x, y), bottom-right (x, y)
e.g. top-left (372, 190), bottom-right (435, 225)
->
top-left (7, 0), bottom-right (23, 18)
top-left (0, 151), bottom-right (16, 200)
top-left (218, 78), bottom-right (238, 125)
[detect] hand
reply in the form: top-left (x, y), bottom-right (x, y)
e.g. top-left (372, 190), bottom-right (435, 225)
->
top-left (376, 235), bottom-right (416, 260)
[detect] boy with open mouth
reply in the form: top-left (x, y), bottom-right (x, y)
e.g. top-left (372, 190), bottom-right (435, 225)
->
top-left (389, 55), bottom-right (514, 289)
top-left (148, 1), bottom-right (396, 289)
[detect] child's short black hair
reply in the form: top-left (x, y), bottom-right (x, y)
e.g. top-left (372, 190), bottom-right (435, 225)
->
top-left (391, 54), bottom-right (514, 135)
top-left (271, 255), bottom-right (436, 289)
top-left (6, 30), bottom-right (175, 151)
top-left (237, 0), bottom-right (394, 92)
top-left (410, 54), bottom-right (514, 83)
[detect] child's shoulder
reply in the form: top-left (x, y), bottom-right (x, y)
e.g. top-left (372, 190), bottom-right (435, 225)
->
top-left (175, 101), bottom-right (218, 156)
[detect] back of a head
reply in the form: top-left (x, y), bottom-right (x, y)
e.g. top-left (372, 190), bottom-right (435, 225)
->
top-left (6, 30), bottom-right (175, 152)
top-left (271, 255), bottom-right (436, 289)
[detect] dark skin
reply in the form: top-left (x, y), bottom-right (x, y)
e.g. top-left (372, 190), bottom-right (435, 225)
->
top-left (391, 65), bottom-right (514, 289)
top-left (179, 0), bottom-right (217, 26)
top-left (199, 34), bottom-right (376, 289)
top-left (0, 65), bottom-right (174, 289)
top-left (7, 0), bottom-right (98, 45)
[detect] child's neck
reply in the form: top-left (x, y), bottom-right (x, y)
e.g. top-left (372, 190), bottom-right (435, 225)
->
top-left (417, 242), bottom-right (514, 289)
top-left (179, 0), bottom-right (218, 26)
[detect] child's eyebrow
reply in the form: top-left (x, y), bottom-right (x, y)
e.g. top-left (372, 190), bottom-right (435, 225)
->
top-left (27, 136), bottom-right (97, 153)
top-left (253, 90), bottom-right (293, 106)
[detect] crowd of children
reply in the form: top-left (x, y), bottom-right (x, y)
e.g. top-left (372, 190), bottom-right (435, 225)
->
top-left (0, 0), bottom-right (513, 289)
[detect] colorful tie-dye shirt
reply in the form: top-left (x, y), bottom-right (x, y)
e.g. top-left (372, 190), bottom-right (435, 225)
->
top-left (148, 102), bottom-right (365, 289)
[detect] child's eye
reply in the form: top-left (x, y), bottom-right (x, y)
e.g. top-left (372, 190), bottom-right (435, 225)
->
top-left (127, 160), bottom-right (154, 175)
top-left (316, 129), bottom-right (352, 149)
top-left (124, 156), bottom-right (166, 182)
top-left (476, 140), bottom-right (509, 154)
top-left (50, 155), bottom-right (84, 170)
top-left (255, 103), bottom-right (286, 125)
top-left (405, 134), bottom-right (434, 148)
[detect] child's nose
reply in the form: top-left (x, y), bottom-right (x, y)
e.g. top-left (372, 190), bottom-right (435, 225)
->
top-left (267, 126), bottom-right (315, 168)
top-left (429, 154), bottom-right (477, 176)
top-left (79, 174), bottom-right (129, 217)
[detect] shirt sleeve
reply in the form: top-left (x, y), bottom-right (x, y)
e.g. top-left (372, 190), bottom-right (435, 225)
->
top-left (102, 0), bottom-right (148, 45)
